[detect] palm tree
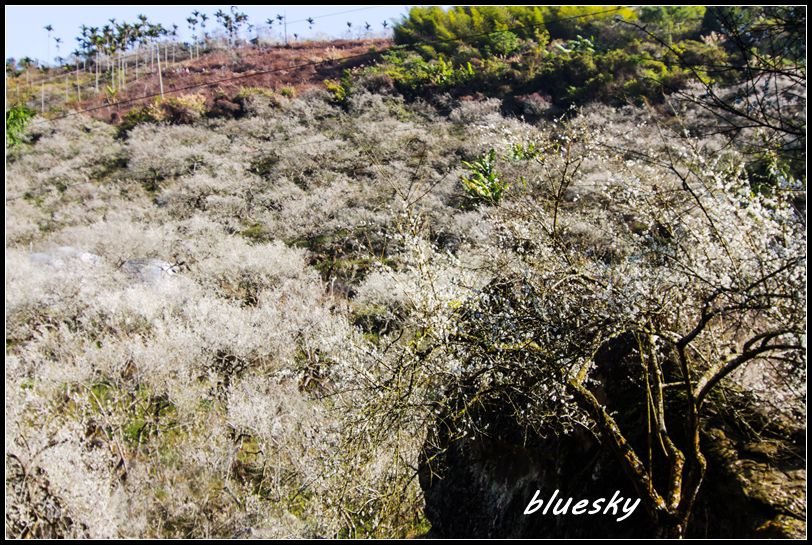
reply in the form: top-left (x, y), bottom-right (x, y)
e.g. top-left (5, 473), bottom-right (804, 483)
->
top-left (171, 24), bottom-right (179, 63)
top-left (276, 13), bottom-right (286, 45)
top-left (199, 13), bottom-right (209, 51)
top-left (307, 17), bottom-right (314, 30)
top-left (19, 56), bottom-right (35, 84)
top-left (77, 24), bottom-right (90, 64)
top-left (346, 21), bottom-right (353, 38)
top-left (224, 7), bottom-right (248, 46)
top-left (187, 15), bottom-right (198, 58)
top-left (54, 37), bottom-right (63, 65)
top-left (88, 28), bottom-right (103, 91)
top-left (215, 9), bottom-right (232, 48)
top-left (44, 25), bottom-right (53, 67)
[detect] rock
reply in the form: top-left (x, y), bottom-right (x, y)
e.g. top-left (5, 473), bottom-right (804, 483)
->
top-left (755, 514), bottom-right (807, 538)
top-left (120, 258), bottom-right (178, 283)
top-left (28, 246), bottom-right (101, 268)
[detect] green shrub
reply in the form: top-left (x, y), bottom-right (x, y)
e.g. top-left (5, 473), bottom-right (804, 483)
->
top-left (461, 149), bottom-right (509, 204)
top-left (278, 86), bottom-right (297, 98)
top-left (671, 39), bottom-right (730, 85)
top-left (237, 86), bottom-right (276, 99)
top-left (371, 51), bottom-right (476, 93)
top-left (510, 140), bottom-right (544, 161)
top-left (148, 93), bottom-right (208, 124)
top-left (484, 30), bottom-right (522, 58)
top-left (639, 6), bottom-right (706, 42)
top-left (378, 5), bottom-right (736, 104)
top-left (118, 106), bottom-right (155, 137)
top-left (325, 70), bottom-right (354, 106)
top-left (6, 104), bottom-right (35, 147)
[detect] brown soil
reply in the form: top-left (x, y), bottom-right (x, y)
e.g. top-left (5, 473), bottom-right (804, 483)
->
top-left (77, 38), bottom-right (392, 121)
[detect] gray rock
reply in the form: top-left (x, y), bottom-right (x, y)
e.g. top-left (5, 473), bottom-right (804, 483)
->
top-left (28, 246), bottom-right (101, 268)
top-left (121, 258), bottom-right (178, 283)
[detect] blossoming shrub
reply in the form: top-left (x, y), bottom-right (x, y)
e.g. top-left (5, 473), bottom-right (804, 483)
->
top-left (5, 85), bottom-right (804, 538)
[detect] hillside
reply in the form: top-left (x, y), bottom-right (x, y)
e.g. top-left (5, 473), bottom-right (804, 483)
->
top-left (83, 39), bottom-right (390, 121)
top-left (5, 5), bottom-right (806, 540)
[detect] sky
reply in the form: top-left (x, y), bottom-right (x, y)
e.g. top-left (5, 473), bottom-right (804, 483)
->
top-left (5, 5), bottom-right (415, 63)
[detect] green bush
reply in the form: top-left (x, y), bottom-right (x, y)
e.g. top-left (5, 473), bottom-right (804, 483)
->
top-left (6, 104), bottom-right (35, 147)
top-left (378, 5), bottom-right (745, 104)
top-left (639, 6), bottom-right (706, 42)
top-left (461, 149), bottom-right (509, 205)
top-left (148, 93), bottom-right (208, 124)
top-left (373, 51), bottom-right (475, 93)
top-left (325, 70), bottom-right (354, 106)
top-left (484, 30), bottom-right (522, 58)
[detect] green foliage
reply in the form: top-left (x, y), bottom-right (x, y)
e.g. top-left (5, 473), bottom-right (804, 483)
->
top-left (545, 5), bottom-right (637, 40)
top-left (383, 5), bottom-right (696, 104)
top-left (119, 93), bottom-right (208, 134)
top-left (237, 86), bottom-right (277, 100)
top-left (324, 79), bottom-right (347, 104)
top-left (148, 93), bottom-right (208, 124)
top-left (640, 6), bottom-right (707, 42)
top-left (325, 70), bottom-right (354, 106)
top-left (670, 39), bottom-right (730, 85)
top-left (278, 86), bottom-right (297, 98)
top-left (117, 93), bottom-right (212, 138)
top-left (484, 30), bottom-right (522, 57)
top-left (510, 140), bottom-right (544, 161)
top-left (374, 51), bottom-right (475, 93)
top-left (240, 222), bottom-right (272, 244)
top-left (118, 106), bottom-right (156, 137)
top-left (394, 6), bottom-right (551, 58)
top-left (557, 35), bottom-right (596, 54)
top-left (747, 148), bottom-right (805, 195)
top-left (6, 104), bottom-right (35, 147)
top-left (461, 149), bottom-right (508, 205)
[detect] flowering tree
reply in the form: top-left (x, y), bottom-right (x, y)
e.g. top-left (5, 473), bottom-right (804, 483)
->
top-left (345, 110), bottom-right (805, 537)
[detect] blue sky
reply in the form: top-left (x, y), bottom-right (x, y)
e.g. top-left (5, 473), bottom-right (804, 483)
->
top-left (5, 5), bottom-right (414, 63)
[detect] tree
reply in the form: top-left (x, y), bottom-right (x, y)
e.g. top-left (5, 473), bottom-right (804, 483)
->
top-left (344, 106), bottom-right (804, 538)
top-left (186, 13), bottom-right (199, 57)
top-left (231, 7), bottom-right (249, 45)
top-left (54, 37), bottom-right (63, 66)
top-left (275, 13), bottom-right (286, 45)
top-left (44, 24), bottom-right (53, 67)
top-left (215, 7), bottom-right (247, 48)
top-left (626, 7), bottom-right (806, 192)
top-left (265, 17), bottom-right (275, 38)
top-left (639, 6), bottom-right (707, 44)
